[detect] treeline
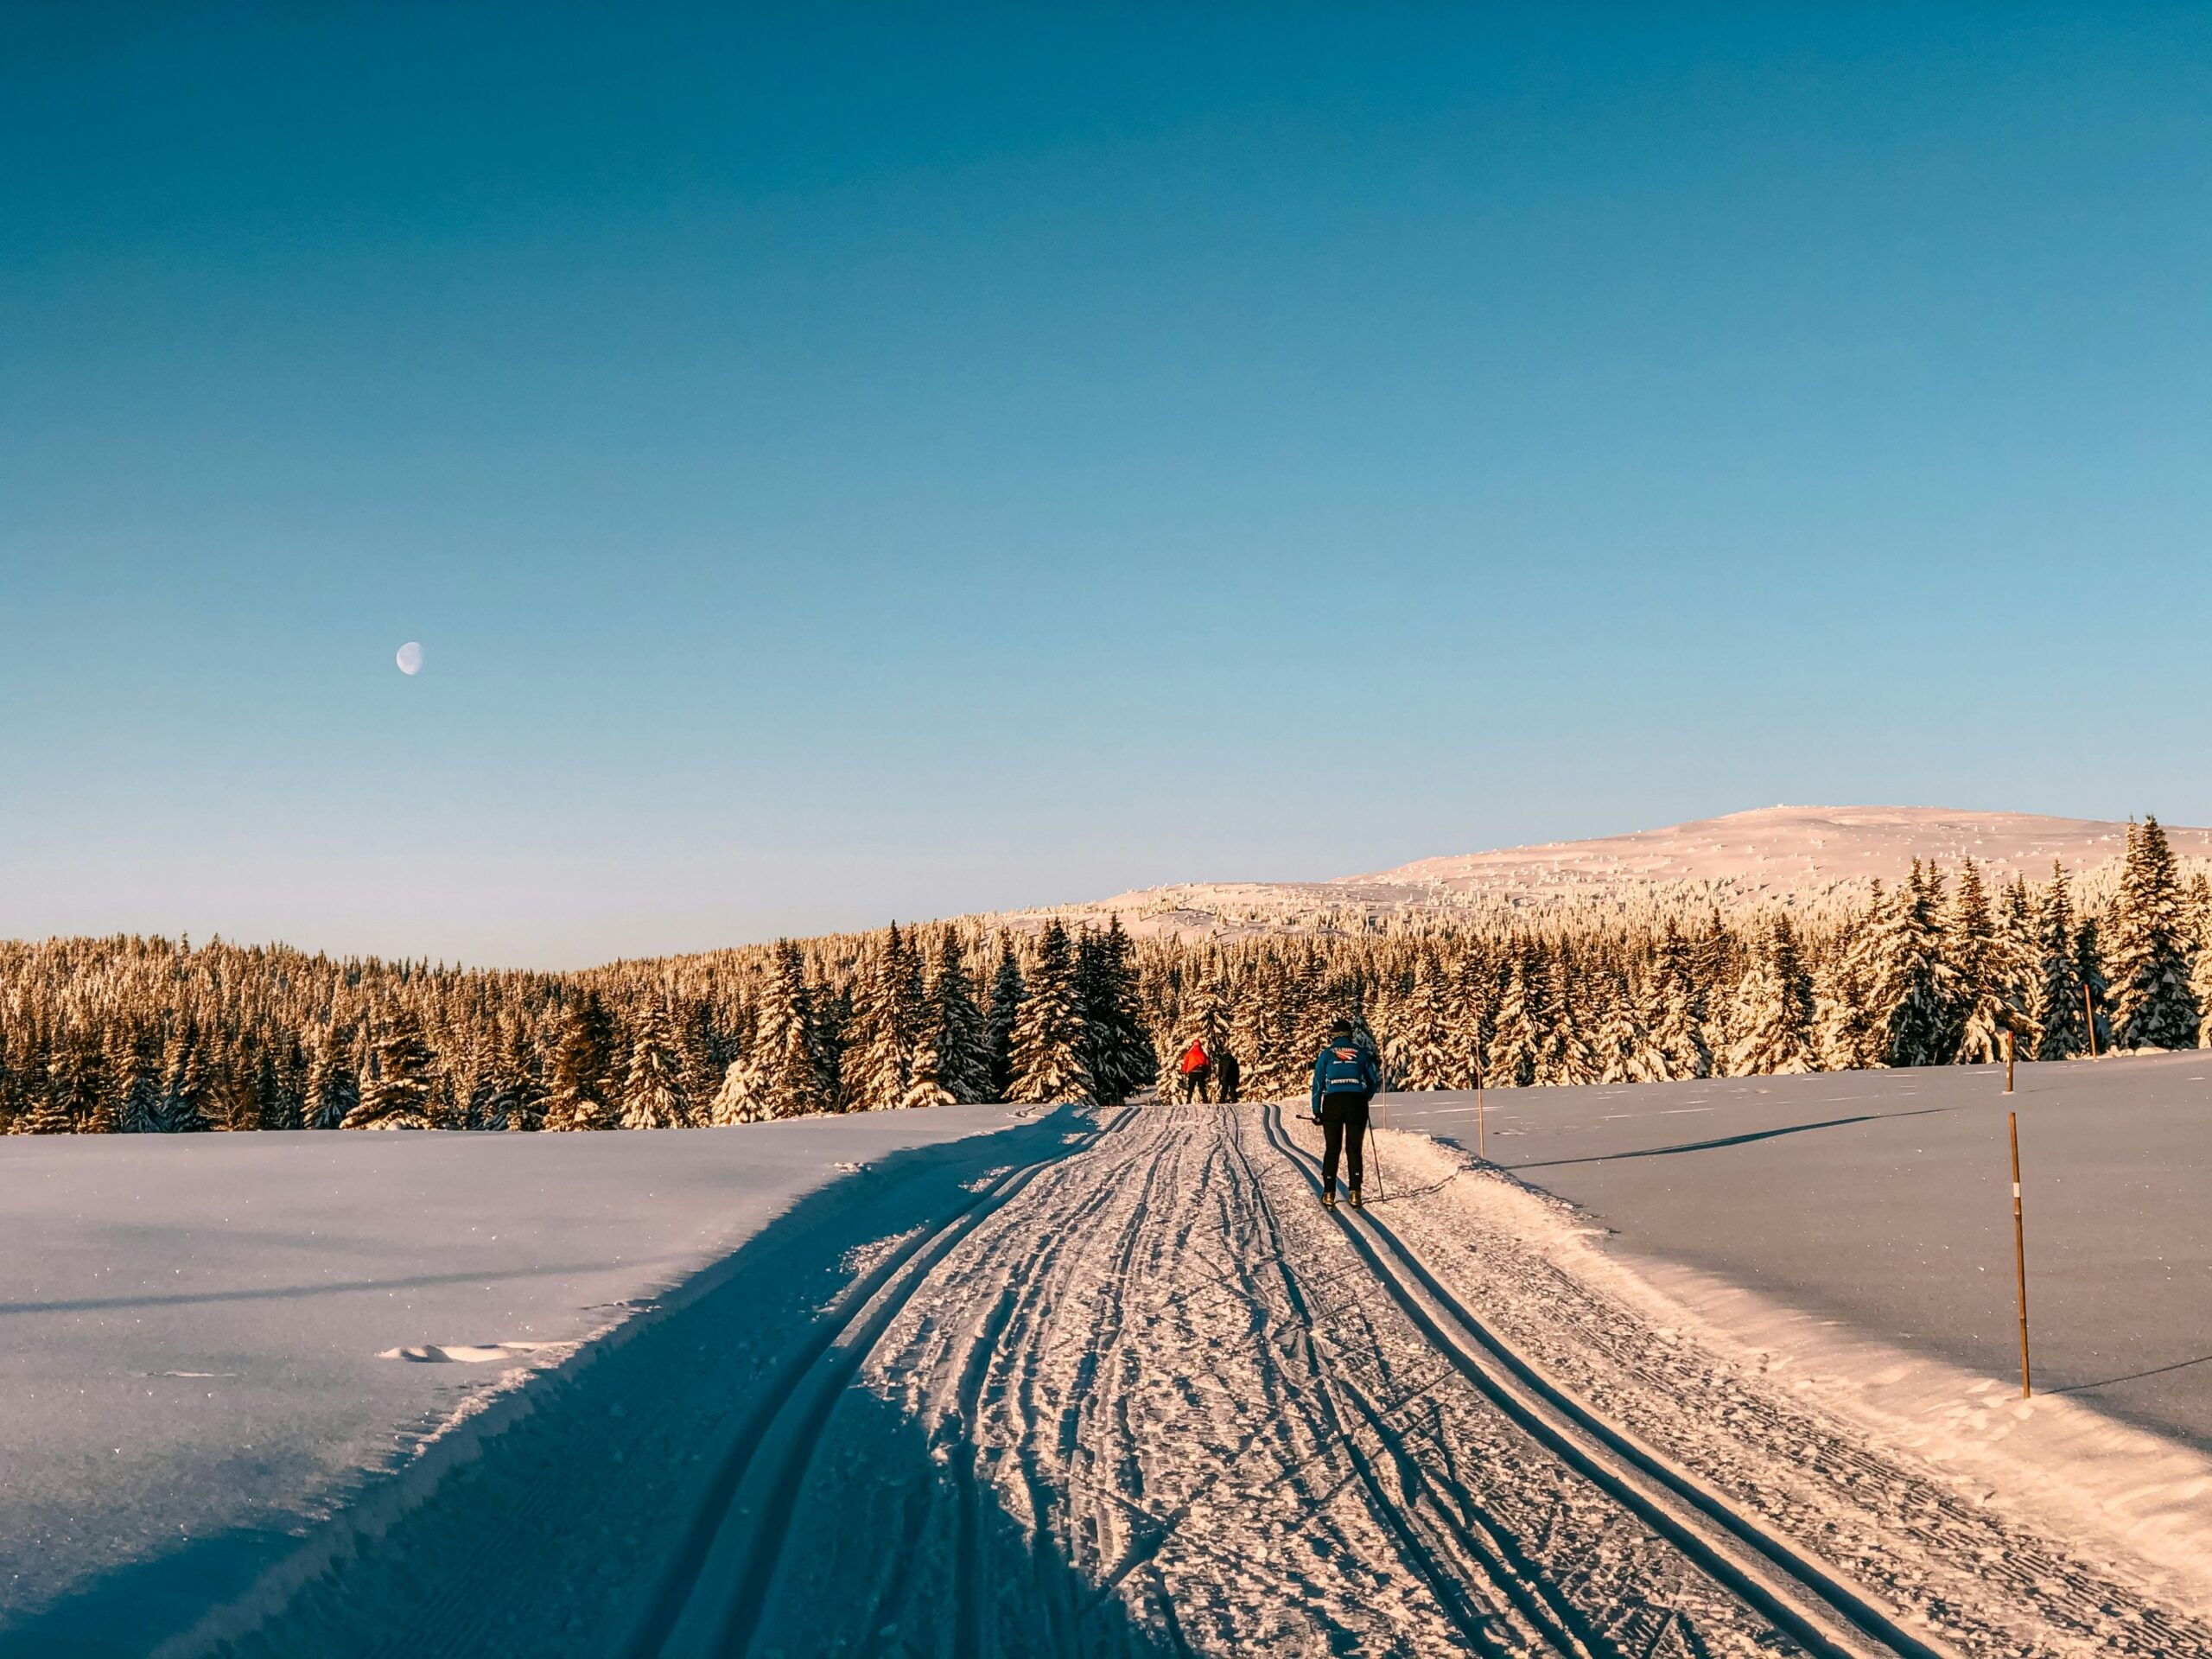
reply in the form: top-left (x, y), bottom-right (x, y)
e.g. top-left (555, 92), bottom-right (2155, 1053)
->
top-left (3, 820), bottom-right (2209, 1135)
top-left (0, 918), bottom-right (1152, 1135)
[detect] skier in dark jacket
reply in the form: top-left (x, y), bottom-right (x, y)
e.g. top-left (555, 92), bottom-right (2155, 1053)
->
top-left (1217, 1048), bottom-right (1242, 1103)
top-left (1309, 1018), bottom-right (1380, 1209)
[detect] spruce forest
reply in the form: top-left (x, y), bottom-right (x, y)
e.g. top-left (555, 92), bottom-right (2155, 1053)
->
top-left (5, 818), bottom-right (2209, 1136)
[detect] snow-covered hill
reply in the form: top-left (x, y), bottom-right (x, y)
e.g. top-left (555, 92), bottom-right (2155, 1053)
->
top-left (1014, 805), bottom-right (2212, 939)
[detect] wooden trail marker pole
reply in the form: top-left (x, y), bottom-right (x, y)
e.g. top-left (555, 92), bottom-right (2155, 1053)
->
top-left (2010, 1110), bottom-right (2032, 1399)
top-left (2005, 1028), bottom-right (2015, 1094)
top-left (1475, 1059), bottom-right (1487, 1160)
top-left (2084, 984), bottom-right (2100, 1060)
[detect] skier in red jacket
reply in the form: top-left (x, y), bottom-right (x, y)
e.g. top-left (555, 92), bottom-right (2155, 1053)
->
top-left (1177, 1038), bottom-right (1212, 1103)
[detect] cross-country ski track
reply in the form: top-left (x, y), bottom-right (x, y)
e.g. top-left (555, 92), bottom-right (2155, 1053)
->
top-left (179, 1102), bottom-right (2209, 1659)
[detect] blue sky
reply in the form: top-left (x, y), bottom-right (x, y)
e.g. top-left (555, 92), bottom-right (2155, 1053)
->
top-left (4, 5), bottom-right (2209, 966)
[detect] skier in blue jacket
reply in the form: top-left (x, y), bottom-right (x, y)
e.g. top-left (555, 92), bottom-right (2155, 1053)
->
top-left (1309, 1017), bottom-right (1381, 1209)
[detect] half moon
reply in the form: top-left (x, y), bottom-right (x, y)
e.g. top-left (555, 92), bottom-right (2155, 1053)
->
top-left (397, 641), bottom-right (423, 676)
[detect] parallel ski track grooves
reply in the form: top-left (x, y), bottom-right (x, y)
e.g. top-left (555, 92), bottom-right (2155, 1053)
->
top-left (632, 1105), bottom-right (1137, 1659)
top-left (1220, 1106), bottom-right (1579, 1656)
top-left (1262, 1101), bottom-right (1949, 1659)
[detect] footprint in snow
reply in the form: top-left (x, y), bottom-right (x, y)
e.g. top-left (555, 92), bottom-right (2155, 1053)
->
top-left (378, 1342), bottom-right (550, 1363)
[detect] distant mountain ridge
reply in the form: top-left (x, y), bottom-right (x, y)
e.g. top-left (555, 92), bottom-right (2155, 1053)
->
top-left (1009, 806), bottom-right (2212, 941)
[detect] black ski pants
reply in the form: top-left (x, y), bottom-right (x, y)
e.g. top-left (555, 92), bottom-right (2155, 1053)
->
top-left (1318, 1093), bottom-right (1370, 1193)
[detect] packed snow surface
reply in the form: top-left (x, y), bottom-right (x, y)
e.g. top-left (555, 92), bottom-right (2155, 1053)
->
top-left (0, 1105), bottom-right (1030, 1656)
top-left (1022, 805), bottom-right (2212, 936)
top-left (126, 1100), bottom-right (2212, 1658)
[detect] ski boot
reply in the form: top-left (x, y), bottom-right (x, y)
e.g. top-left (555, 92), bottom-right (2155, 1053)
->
top-left (1347, 1186), bottom-right (1364, 1210)
top-left (1321, 1188), bottom-right (1337, 1211)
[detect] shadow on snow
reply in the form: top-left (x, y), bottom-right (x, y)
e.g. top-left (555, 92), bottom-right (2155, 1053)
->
top-left (3, 1103), bottom-right (1174, 1659)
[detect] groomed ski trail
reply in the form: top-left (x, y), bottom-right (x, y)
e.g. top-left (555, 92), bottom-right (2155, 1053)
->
top-left (706, 1104), bottom-right (1813, 1658)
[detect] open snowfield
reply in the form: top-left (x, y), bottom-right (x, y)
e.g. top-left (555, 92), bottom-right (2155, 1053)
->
top-left (35, 1099), bottom-right (2199, 1659)
top-left (9, 1077), bottom-right (2209, 1657)
top-left (0, 1105), bottom-right (1034, 1656)
top-left (1376, 1049), bottom-right (2212, 1451)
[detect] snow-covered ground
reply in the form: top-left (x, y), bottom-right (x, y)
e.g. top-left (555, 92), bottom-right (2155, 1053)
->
top-left (0, 1106), bottom-right (1038, 1656)
top-left (138, 1100), bottom-right (2212, 1658)
top-left (12, 1078), bottom-right (2208, 1656)
top-left (1376, 1050), bottom-right (2212, 1451)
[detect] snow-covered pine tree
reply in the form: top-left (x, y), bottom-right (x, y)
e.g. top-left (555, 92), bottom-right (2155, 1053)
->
top-left (899, 1020), bottom-right (957, 1109)
top-left (153, 1020), bottom-right (211, 1132)
top-left (112, 1025), bottom-right (161, 1133)
top-left (1728, 913), bottom-right (1816, 1075)
top-left (2075, 916), bottom-right (2113, 1055)
top-left (1537, 952), bottom-right (1598, 1086)
top-left (983, 935), bottom-right (1024, 1101)
top-left (1649, 924), bottom-right (1712, 1081)
top-left (2190, 870), bottom-right (2212, 955)
top-left (1521, 946), bottom-right (1562, 1086)
top-left (1997, 875), bottom-right (2040, 1048)
top-left (22, 1035), bottom-right (73, 1133)
top-left (1813, 896), bottom-right (1880, 1071)
top-left (220, 1039), bottom-right (265, 1131)
top-left (1367, 976), bottom-right (1402, 1088)
top-left (1590, 969), bottom-right (1637, 1084)
top-left (676, 996), bottom-right (724, 1116)
top-left (266, 1032), bottom-right (306, 1131)
top-left (347, 1021), bottom-right (375, 1116)
top-left (847, 940), bottom-right (906, 1111)
top-left (343, 1007), bottom-right (437, 1129)
top-left (2105, 817), bottom-right (2201, 1051)
top-left (925, 932), bottom-right (991, 1103)
top-left (811, 971), bottom-right (852, 1112)
top-left (1948, 859), bottom-right (2014, 1065)
top-left (1690, 910), bottom-right (1733, 1068)
top-left (1384, 958), bottom-right (1452, 1090)
top-left (542, 991), bottom-right (618, 1130)
top-left (1243, 955), bottom-right (1297, 1097)
top-left (1874, 861), bottom-right (1961, 1068)
top-left (1230, 957), bottom-right (1277, 1096)
top-left (35, 1028), bottom-right (81, 1133)
top-left (2193, 919), bottom-right (2212, 1050)
top-left (887, 924), bottom-right (927, 1081)
top-left (1007, 921), bottom-right (1092, 1105)
top-left (1621, 965), bottom-right (1671, 1082)
top-left (751, 940), bottom-right (829, 1119)
top-left (1488, 948), bottom-right (1541, 1088)
top-left (620, 999), bottom-right (690, 1128)
top-left (427, 1027), bottom-right (472, 1131)
top-left (0, 1027), bottom-right (16, 1135)
top-left (1446, 948), bottom-right (1491, 1089)
top-left (1076, 917), bottom-right (1154, 1105)
top-left (69, 1029), bottom-right (118, 1133)
top-left (2031, 865), bottom-right (2087, 1060)
top-left (705, 1053), bottom-right (763, 1125)
top-left (498, 1017), bottom-right (544, 1129)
